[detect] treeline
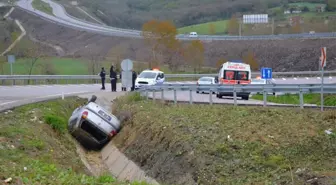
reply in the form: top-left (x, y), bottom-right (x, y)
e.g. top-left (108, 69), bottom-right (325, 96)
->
top-left (141, 20), bottom-right (258, 72)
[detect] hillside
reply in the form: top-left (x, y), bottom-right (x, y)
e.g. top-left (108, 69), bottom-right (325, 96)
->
top-left (112, 93), bottom-right (336, 185)
top-left (55, 0), bottom-right (334, 30)
top-left (6, 7), bottom-right (336, 73)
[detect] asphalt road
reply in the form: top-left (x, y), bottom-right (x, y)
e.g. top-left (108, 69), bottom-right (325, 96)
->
top-left (1, 76), bottom-right (334, 107)
top-left (14, 0), bottom-right (336, 40)
top-left (0, 84), bottom-right (120, 107)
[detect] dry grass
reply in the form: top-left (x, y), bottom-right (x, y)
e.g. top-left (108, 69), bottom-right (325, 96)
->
top-left (113, 93), bottom-right (336, 185)
top-left (0, 97), bottom-right (152, 185)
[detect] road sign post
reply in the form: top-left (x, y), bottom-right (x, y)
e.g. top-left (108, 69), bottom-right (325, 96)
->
top-left (7, 55), bottom-right (15, 75)
top-left (120, 59), bottom-right (133, 91)
top-left (320, 47), bottom-right (326, 111)
top-left (261, 67), bottom-right (272, 79)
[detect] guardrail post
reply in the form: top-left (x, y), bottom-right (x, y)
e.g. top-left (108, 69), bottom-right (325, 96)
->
top-left (209, 90), bottom-right (213, 105)
top-left (12, 79), bottom-right (15, 86)
top-left (56, 79), bottom-right (59, 84)
top-left (174, 89), bottom-right (177, 104)
top-left (152, 91), bottom-right (156, 101)
top-left (161, 89), bottom-right (164, 102)
top-left (299, 89), bottom-right (304, 109)
top-left (263, 90), bottom-right (267, 107)
top-left (233, 88), bottom-right (237, 106)
top-left (189, 89), bottom-right (193, 104)
top-left (145, 89), bottom-right (149, 100)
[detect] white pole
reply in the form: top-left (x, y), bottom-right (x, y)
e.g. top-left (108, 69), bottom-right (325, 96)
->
top-left (321, 63), bottom-right (324, 111)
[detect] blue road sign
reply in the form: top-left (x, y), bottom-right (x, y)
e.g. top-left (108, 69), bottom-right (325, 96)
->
top-left (261, 68), bottom-right (272, 79)
top-left (7, 55), bottom-right (15, 63)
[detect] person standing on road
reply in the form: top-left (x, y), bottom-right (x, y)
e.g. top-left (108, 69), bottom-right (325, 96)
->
top-left (110, 66), bottom-right (117, 92)
top-left (131, 70), bottom-right (137, 91)
top-left (99, 67), bottom-right (106, 90)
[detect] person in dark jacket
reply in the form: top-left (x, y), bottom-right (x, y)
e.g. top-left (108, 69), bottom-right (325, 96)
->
top-left (99, 67), bottom-right (106, 90)
top-left (109, 66), bottom-right (117, 92)
top-left (131, 70), bottom-right (137, 91)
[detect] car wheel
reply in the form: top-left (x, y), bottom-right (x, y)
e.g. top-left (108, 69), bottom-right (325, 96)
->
top-left (196, 91), bottom-right (199, 94)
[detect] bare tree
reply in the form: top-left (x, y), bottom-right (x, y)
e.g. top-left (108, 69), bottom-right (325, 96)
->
top-left (40, 60), bottom-right (57, 83)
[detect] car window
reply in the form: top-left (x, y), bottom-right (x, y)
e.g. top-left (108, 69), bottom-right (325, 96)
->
top-left (138, 71), bottom-right (157, 79)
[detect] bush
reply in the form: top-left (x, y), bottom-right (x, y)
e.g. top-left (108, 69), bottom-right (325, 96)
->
top-left (125, 92), bottom-right (145, 103)
top-left (44, 114), bottom-right (67, 133)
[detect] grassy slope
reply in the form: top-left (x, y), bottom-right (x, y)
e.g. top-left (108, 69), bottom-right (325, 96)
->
top-left (0, 97), bottom-right (153, 185)
top-left (252, 93), bottom-right (336, 106)
top-left (112, 93), bottom-right (336, 185)
top-left (178, 20), bottom-right (229, 35)
top-left (0, 57), bottom-right (217, 75)
top-left (178, 2), bottom-right (334, 35)
top-left (32, 0), bottom-right (54, 16)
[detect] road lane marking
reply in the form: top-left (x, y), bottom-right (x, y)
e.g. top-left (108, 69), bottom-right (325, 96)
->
top-left (0, 91), bottom-right (90, 107)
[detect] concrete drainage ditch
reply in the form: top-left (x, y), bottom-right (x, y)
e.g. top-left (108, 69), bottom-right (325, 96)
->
top-left (77, 92), bottom-right (159, 185)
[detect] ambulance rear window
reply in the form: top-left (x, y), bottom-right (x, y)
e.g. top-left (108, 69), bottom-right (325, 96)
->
top-left (223, 70), bottom-right (249, 80)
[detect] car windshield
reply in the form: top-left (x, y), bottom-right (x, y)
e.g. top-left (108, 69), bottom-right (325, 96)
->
top-left (199, 77), bottom-right (212, 82)
top-left (252, 79), bottom-right (265, 83)
top-left (138, 72), bottom-right (157, 79)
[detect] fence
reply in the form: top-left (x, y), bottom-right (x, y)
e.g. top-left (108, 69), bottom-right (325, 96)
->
top-left (137, 84), bottom-right (336, 109)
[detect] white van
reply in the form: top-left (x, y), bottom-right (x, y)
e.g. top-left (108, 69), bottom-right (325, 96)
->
top-left (189, 32), bottom-right (198, 38)
top-left (135, 69), bottom-right (165, 89)
top-left (216, 61), bottom-right (252, 100)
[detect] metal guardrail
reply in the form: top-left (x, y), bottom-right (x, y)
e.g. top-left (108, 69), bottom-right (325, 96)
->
top-left (165, 70), bottom-right (336, 78)
top-left (0, 70), bottom-right (335, 85)
top-left (137, 84), bottom-right (336, 109)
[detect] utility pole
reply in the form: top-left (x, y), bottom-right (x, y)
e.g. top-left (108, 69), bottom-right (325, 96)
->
top-left (239, 18), bottom-right (242, 37)
top-left (272, 18), bottom-right (275, 35)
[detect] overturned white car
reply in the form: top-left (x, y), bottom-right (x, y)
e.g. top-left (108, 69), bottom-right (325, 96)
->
top-left (68, 95), bottom-right (121, 149)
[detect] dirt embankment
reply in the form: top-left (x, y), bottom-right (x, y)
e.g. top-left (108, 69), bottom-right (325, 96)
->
top-left (8, 7), bottom-right (336, 71)
top-left (112, 94), bottom-right (336, 185)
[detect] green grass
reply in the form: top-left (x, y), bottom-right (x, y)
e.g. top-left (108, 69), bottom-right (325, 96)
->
top-left (112, 93), bottom-right (336, 185)
top-left (0, 57), bottom-right (217, 75)
top-left (178, 20), bottom-right (229, 35)
top-left (32, 0), bottom-right (54, 16)
top-left (0, 97), bottom-right (152, 185)
top-left (252, 93), bottom-right (336, 106)
top-left (1, 57), bottom-right (91, 75)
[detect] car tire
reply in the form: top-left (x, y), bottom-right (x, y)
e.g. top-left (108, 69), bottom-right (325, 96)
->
top-left (88, 95), bottom-right (97, 103)
top-left (196, 91), bottom-right (199, 94)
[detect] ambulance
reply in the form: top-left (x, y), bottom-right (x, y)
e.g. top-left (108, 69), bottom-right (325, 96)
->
top-left (216, 60), bottom-right (251, 100)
